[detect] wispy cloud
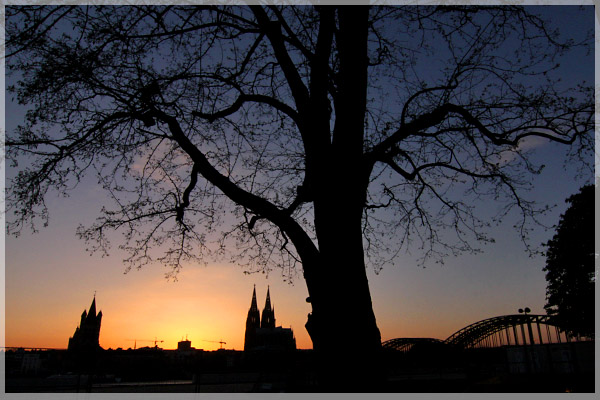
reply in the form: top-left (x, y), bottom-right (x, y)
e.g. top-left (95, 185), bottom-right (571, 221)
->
top-left (494, 135), bottom-right (549, 166)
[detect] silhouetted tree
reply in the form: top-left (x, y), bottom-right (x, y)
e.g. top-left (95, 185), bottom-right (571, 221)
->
top-left (6, 6), bottom-right (593, 388)
top-left (543, 185), bottom-right (594, 339)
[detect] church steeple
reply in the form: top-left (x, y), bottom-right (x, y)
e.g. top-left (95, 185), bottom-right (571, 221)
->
top-left (68, 294), bottom-right (102, 352)
top-left (244, 285), bottom-right (261, 351)
top-left (250, 285), bottom-right (258, 313)
top-left (261, 286), bottom-right (275, 329)
top-left (88, 295), bottom-right (97, 318)
top-left (264, 286), bottom-right (272, 310)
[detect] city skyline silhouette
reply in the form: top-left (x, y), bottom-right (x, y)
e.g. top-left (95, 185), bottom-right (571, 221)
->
top-left (4, 285), bottom-right (593, 393)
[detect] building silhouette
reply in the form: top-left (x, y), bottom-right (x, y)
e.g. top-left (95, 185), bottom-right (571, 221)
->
top-left (68, 295), bottom-right (102, 352)
top-left (244, 286), bottom-right (296, 352)
top-left (177, 338), bottom-right (193, 351)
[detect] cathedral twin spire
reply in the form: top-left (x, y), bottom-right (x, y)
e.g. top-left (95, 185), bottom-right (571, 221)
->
top-left (246, 285), bottom-right (275, 330)
top-left (244, 285), bottom-right (297, 352)
top-left (246, 285), bottom-right (260, 330)
top-left (260, 286), bottom-right (275, 329)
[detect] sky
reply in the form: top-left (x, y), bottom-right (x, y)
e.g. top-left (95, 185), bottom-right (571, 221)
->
top-left (2, 5), bottom-right (596, 352)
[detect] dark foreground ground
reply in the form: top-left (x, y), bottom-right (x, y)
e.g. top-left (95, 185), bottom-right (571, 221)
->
top-left (6, 371), bottom-right (594, 393)
top-left (5, 342), bottom-right (594, 393)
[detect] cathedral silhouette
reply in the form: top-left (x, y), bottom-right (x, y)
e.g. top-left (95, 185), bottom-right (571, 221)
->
top-left (68, 295), bottom-right (102, 352)
top-left (244, 286), bottom-right (296, 352)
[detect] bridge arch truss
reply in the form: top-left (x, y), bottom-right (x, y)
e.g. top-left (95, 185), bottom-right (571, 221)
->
top-left (383, 314), bottom-right (584, 352)
top-left (381, 338), bottom-right (444, 353)
top-left (443, 314), bottom-right (572, 349)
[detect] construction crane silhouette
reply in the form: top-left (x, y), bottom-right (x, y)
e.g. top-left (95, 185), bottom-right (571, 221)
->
top-left (126, 338), bottom-right (164, 349)
top-left (203, 339), bottom-right (226, 349)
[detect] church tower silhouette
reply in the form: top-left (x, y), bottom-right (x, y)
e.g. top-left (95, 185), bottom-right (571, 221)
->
top-left (244, 286), bottom-right (296, 352)
top-left (260, 286), bottom-right (275, 329)
top-left (68, 295), bottom-right (103, 352)
top-left (244, 285), bottom-right (261, 350)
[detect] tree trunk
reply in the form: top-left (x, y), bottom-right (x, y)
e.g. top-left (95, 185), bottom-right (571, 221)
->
top-left (304, 234), bottom-right (384, 390)
top-left (303, 180), bottom-right (383, 390)
top-left (299, 7), bottom-right (383, 390)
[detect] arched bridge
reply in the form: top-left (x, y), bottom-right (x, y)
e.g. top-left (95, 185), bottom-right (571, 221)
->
top-left (383, 314), bottom-right (583, 352)
top-left (381, 338), bottom-right (444, 353)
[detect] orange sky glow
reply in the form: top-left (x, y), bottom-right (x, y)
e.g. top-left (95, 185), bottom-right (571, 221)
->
top-left (5, 208), bottom-right (559, 352)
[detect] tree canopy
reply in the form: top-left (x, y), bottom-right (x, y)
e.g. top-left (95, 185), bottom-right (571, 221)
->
top-left (543, 184), bottom-right (595, 338)
top-left (6, 6), bottom-right (593, 272)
